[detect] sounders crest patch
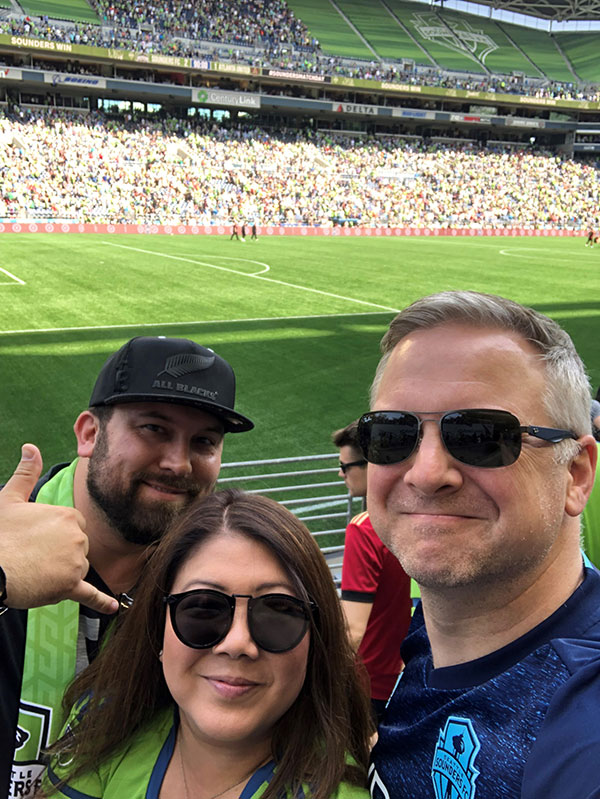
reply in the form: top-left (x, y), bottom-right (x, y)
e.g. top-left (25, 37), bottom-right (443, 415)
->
top-left (432, 716), bottom-right (480, 799)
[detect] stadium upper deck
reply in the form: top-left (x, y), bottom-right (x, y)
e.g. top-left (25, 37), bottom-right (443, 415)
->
top-left (0, 0), bottom-right (599, 154)
top-left (3, 0), bottom-right (599, 84)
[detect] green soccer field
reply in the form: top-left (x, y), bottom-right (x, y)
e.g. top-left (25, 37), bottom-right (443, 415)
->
top-left (1, 233), bottom-right (598, 481)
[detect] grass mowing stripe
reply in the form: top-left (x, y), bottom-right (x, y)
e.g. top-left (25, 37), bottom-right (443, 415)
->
top-left (101, 241), bottom-right (402, 313)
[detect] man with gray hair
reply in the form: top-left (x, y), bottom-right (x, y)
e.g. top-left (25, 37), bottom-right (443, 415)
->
top-left (360, 291), bottom-right (600, 799)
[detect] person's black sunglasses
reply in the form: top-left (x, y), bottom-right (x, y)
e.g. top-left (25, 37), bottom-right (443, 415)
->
top-left (164, 589), bottom-right (316, 653)
top-left (339, 458), bottom-right (367, 474)
top-left (357, 409), bottom-right (577, 469)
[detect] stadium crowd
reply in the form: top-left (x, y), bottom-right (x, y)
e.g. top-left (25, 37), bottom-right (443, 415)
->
top-left (1, 5), bottom-right (599, 102)
top-left (0, 1), bottom-right (317, 58)
top-left (1, 107), bottom-right (599, 229)
top-left (90, 0), bottom-right (316, 49)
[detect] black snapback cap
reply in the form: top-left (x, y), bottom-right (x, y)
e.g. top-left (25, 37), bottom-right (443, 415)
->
top-left (89, 336), bottom-right (253, 433)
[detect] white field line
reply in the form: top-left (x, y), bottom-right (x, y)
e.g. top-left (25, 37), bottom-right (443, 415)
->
top-left (0, 310), bottom-right (393, 336)
top-left (100, 241), bottom-right (401, 313)
top-left (178, 253), bottom-right (270, 276)
top-left (423, 240), bottom-right (582, 247)
top-left (0, 267), bottom-right (25, 285)
top-left (499, 249), bottom-right (578, 262)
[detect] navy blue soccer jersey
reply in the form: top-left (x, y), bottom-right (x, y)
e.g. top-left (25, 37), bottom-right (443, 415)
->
top-left (369, 565), bottom-right (600, 799)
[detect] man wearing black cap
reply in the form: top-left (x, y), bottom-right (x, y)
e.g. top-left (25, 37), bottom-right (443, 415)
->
top-left (0, 336), bottom-right (253, 799)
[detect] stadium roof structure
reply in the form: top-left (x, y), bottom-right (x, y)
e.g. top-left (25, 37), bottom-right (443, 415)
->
top-left (450, 0), bottom-right (600, 20)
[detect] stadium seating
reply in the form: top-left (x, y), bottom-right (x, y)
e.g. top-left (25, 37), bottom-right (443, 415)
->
top-left (1, 108), bottom-right (598, 229)
top-left (286, 0), bottom-right (373, 59)
top-left (554, 32), bottom-right (600, 83)
top-left (431, 6), bottom-right (536, 77)
top-left (1, 0), bottom-right (599, 96)
top-left (323, 0), bottom-right (429, 64)
top-left (497, 21), bottom-right (574, 83)
top-left (2, 0), bottom-right (600, 89)
top-left (20, 0), bottom-right (100, 24)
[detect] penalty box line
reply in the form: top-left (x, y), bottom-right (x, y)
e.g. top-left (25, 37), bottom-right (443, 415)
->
top-left (100, 241), bottom-right (401, 314)
top-left (0, 267), bottom-right (25, 285)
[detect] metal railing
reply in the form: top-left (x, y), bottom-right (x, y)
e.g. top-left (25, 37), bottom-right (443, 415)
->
top-left (218, 453), bottom-right (364, 586)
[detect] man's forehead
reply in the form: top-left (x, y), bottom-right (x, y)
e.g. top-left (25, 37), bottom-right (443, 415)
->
top-left (111, 401), bottom-right (224, 432)
top-left (397, 321), bottom-right (535, 354)
top-left (390, 323), bottom-right (538, 367)
top-left (377, 323), bottom-right (545, 404)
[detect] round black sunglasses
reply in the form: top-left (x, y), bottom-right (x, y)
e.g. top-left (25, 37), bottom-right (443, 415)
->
top-left (164, 589), bottom-right (317, 653)
top-left (358, 409), bottom-right (576, 469)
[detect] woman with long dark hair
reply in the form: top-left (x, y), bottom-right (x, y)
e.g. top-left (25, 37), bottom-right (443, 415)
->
top-left (42, 490), bottom-right (373, 799)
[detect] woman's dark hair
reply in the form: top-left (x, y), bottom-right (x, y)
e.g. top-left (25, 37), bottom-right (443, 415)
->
top-left (49, 490), bottom-right (373, 798)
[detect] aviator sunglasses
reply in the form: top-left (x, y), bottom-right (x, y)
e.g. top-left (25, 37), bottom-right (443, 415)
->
top-left (164, 589), bottom-right (316, 653)
top-left (357, 409), bottom-right (577, 469)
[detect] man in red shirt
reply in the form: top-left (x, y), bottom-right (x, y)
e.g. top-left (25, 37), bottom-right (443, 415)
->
top-left (333, 421), bottom-right (412, 720)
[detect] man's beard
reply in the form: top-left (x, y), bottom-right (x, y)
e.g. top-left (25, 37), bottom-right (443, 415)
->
top-left (86, 432), bottom-right (204, 545)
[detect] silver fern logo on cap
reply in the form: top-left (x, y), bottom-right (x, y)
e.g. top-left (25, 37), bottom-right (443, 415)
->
top-left (157, 353), bottom-right (216, 378)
